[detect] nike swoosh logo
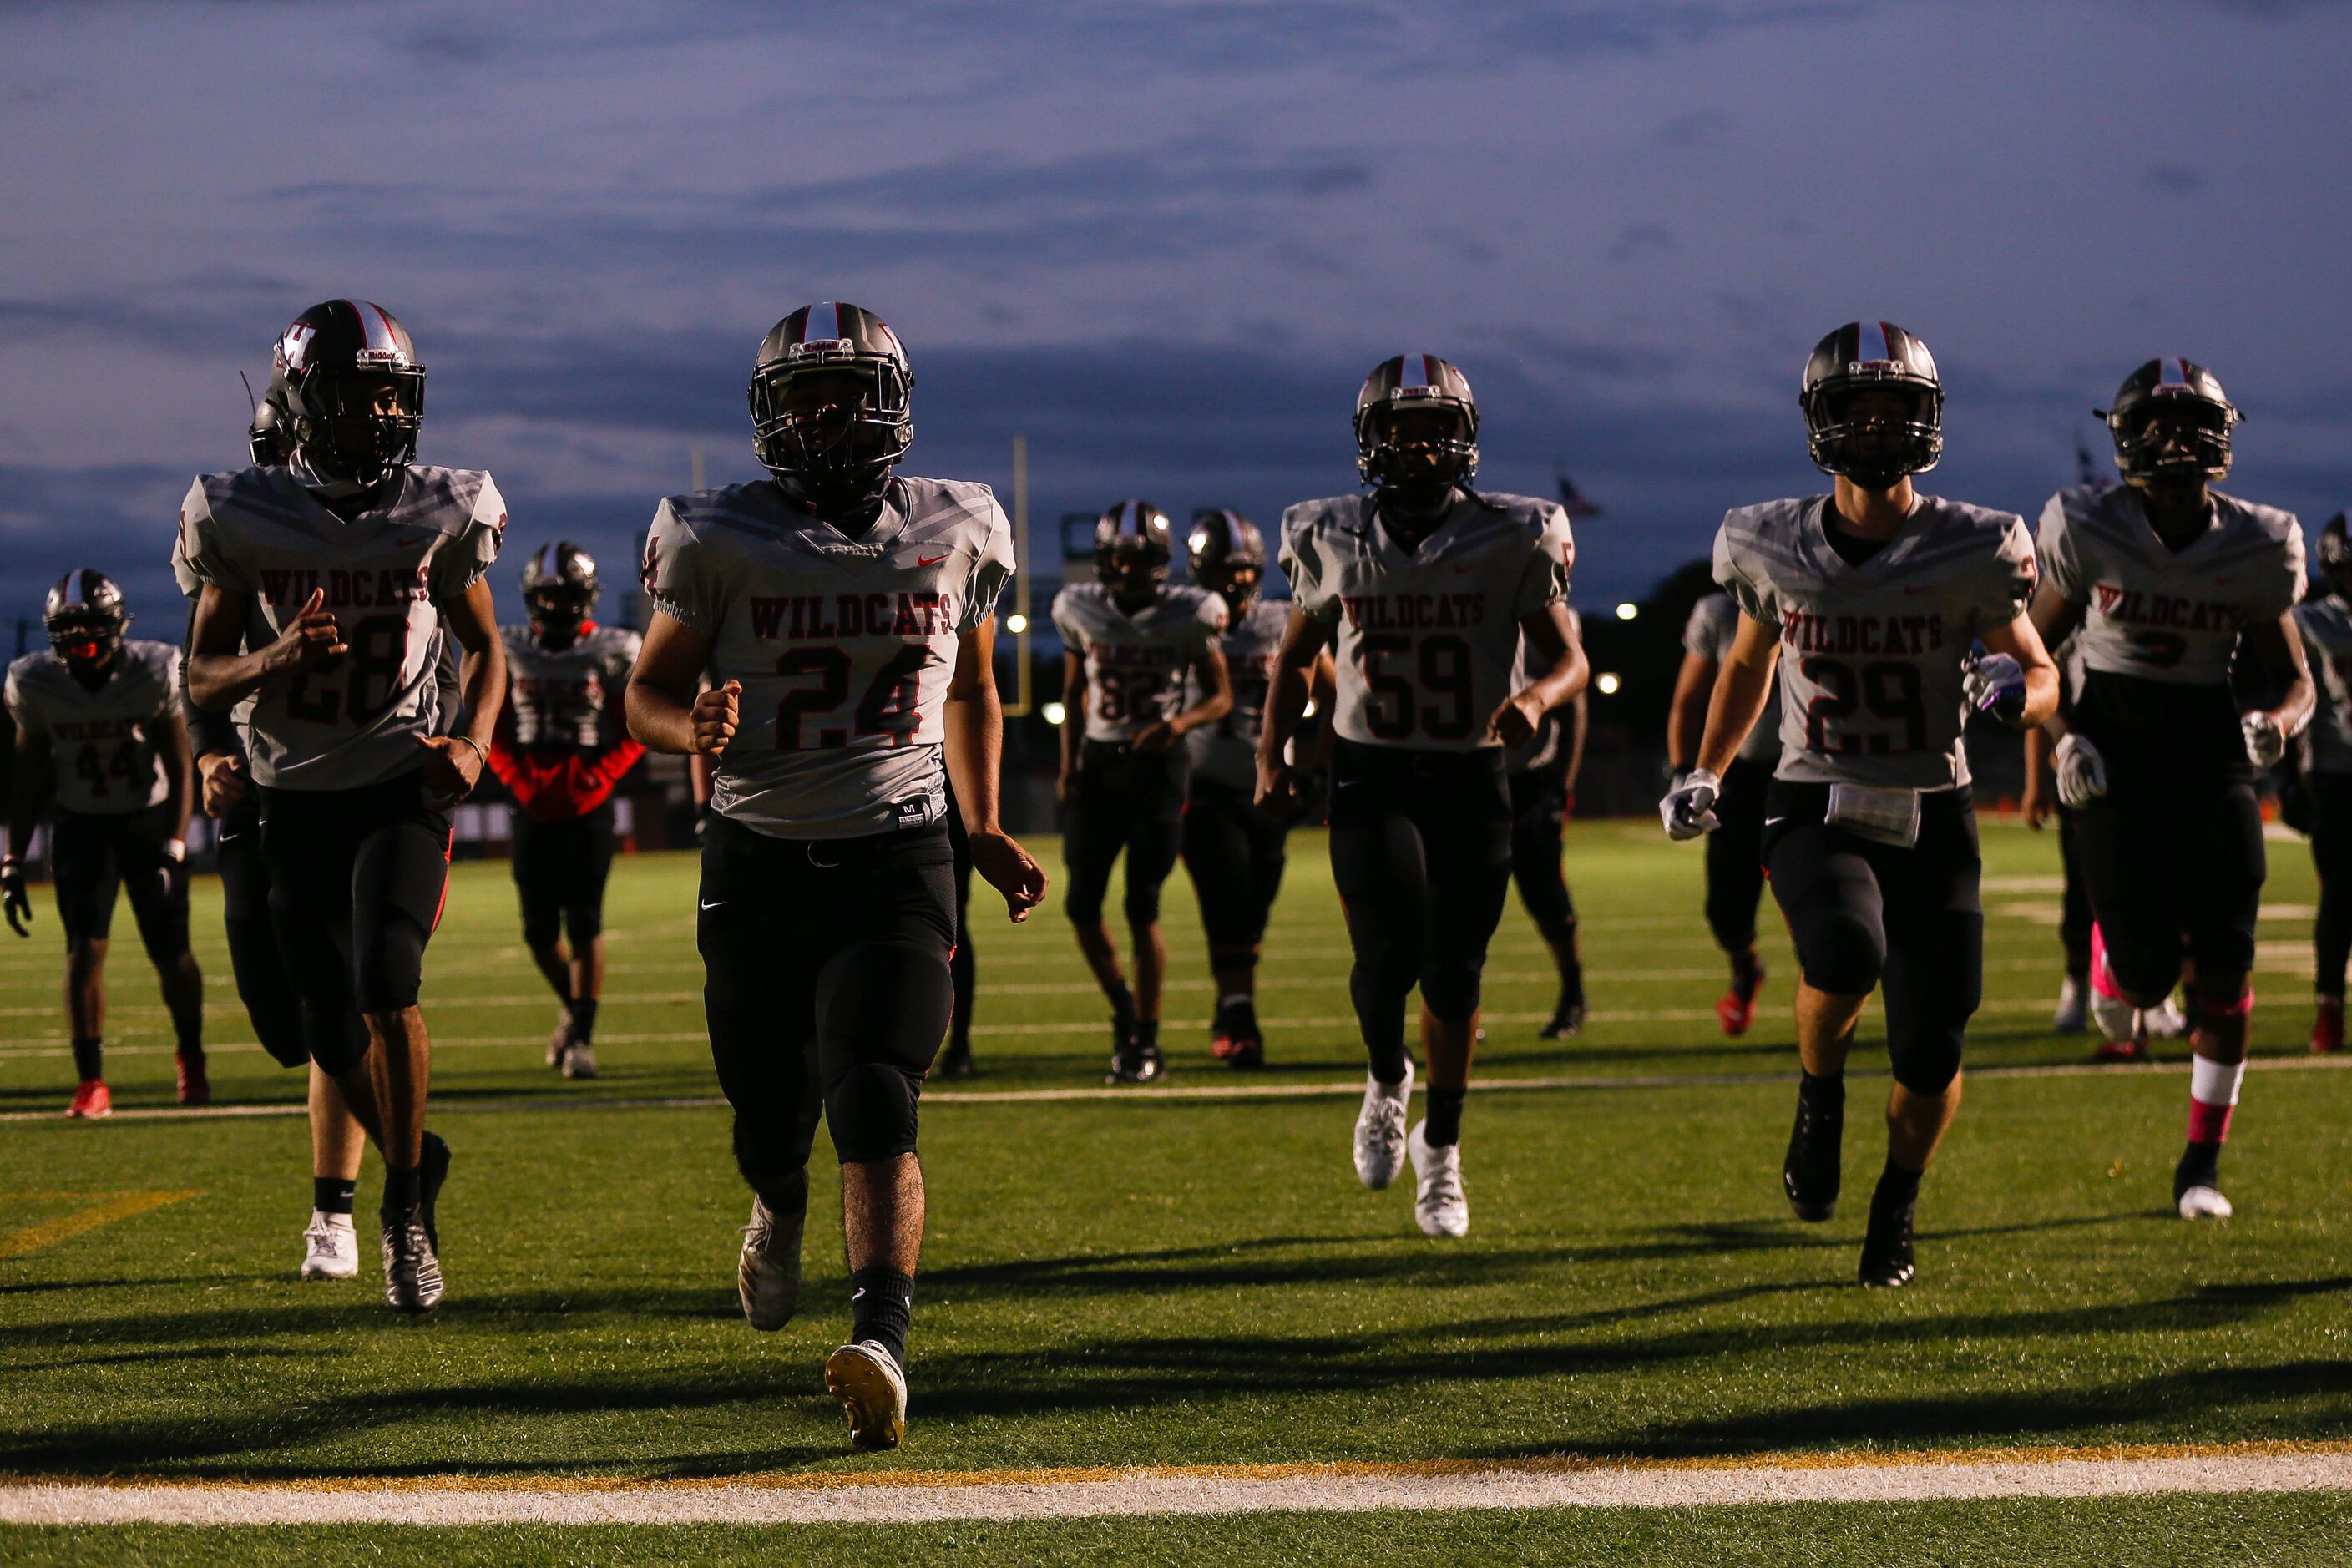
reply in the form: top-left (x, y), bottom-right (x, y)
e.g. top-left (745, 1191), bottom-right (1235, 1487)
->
top-left (1765, 817), bottom-right (1788, 826)
top-left (218, 832), bottom-right (241, 842)
top-left (1335, 780), bottom-right (1366, 789)
top-left (700, 898), bottom-right (725, 910)
top-left (1453, 564), bottom-right (1477, 575)
top-left (852, 1288), bottom-right (867, 1301)
top-left (1902, 584), bottom-right (1931, 595)
top-left (395, 533), bottom-right (432, 549)
top-left (917, 554), bottom-right (948, 567)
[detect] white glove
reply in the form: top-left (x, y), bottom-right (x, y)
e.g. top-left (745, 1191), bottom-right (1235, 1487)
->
top-left (1960, 647), bottom-right (2028, 725)
top-left (1661, 766), bottom-right (1722, 840)
top-left (2053, 732), bottom-right (2107, 807)
top-left (2241, 710), bottom-right (2285, 769)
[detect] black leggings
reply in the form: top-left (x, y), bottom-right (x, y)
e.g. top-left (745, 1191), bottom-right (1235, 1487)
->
top-left (512, 801), bottom-right (617, 948)
top-left (1705, 758), bottom-right (1770, 953)
top-left (1763, 781), bottom-right (1982, 1096)
top-left (258, 774), bottom-right (452, 1074)
top-left (2057, 802), bottom-right (2092, 964)
top-left (1181, 776), bottom-right (1289, 968)
top-left (699, 814), bottom-right (956, 1193)
top-left (215, 796), bottom-right (315, 1069)
top-left (1507, 765), bottom-right (1575, 943)
top-left (2311, 773), bottom-right (2352, 996)
top-left (1328, 741), bottom-right (1513, 1056)
top-left (50, 804), bottom-right (189, 961)
top-left (1061, 740), bottom-right (1187, 928)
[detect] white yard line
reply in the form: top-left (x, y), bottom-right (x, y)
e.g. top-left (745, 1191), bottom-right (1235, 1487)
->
top-left (3, 1444), bottom-right (2348, 1525)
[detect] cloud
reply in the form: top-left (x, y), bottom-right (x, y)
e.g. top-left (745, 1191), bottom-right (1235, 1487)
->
top-left (1658, 111), bottom-right (1732, 148)
top-left (2143, 164), bottom-right (2206, 194)
top-left (1606, 223), bottom-right (1677, 263)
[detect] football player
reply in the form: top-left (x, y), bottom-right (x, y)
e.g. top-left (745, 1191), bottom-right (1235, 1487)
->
top-left (628, 301), bottom-right (1046, 1452)
top-left (1261, 354), bottom-right (1586, 1239)
top-left (1051, 502), bottom-right (1232, 1084)
top-left (1176, 509), bottom-right (1331, 1067)
top-left (3, 572), bottom-right (206, 1115)
top-left (1507, 617), bottom-right (1591, 1039)
top-left (1662, 321), bottom-right (2056, 1287)
top-left (488, 542), bottom-right (644, 1079)
top-left (2297, 513), bottom-right (2352, 1053)
top-left (1668, 592), bottom-right (1778, 1035)
top-left (2030, 358), bottom-right (2310, 1221)
top-left (180, 299), bottom-right (508, 1313)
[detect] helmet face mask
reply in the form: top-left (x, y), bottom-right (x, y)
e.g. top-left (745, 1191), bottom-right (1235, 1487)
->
top-left (44, 570), bottom-right (129, 675)
top-left (1186, 508), bottom-right (1267, 617)
top-left (2320, 515), bottom-right (2352, 595)
top-left (271, 301), bottom-right (426, 488)
top-left (1095, 500), bottom-right (1173, 604)
top-left (1801, 321), bottom-right (1943, 491)
top-left (750, 303), bottom-right (913, 517)
top-left (1357, 356), bottom-right (1479, 501)
top-left (2103, 360), bottom-right (2238, 488)
top-left (521, 543), bottom-right (600, 636)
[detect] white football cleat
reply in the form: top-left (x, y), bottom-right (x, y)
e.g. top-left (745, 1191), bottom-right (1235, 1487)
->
top-left (824, 1339), bottom-right (909, 1450)
top-left (2177, 1185), bottom-right (2233, 1221)
top-left (2145, 998), bottom-right (2191, 1039)
top-left (560, 1039), bottom-right (599, 1080)
top-left (1408, 1120), bottom-right (1469, 1238)
top-left (2052, 975), bottom-right (2087, 1034)
top-left (1352, 1060), bottom-right (1414, 1190)
top-left (545, 1009), bottom-right (572, 1069)
top-left (299, 1211), bottom-right (358, 1280)
top-left (738, 1192), bottom-right (803, 1331)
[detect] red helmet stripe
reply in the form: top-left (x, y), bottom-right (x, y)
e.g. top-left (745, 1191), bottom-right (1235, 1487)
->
top-left (1865, 321), bottom-right (1894, 362)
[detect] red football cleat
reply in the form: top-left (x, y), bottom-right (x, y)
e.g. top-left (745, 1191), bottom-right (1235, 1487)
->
top-left (65, 1079), bottom-right (112, 1119)
top-left (2313, 998), bottom-right (2344, 1055)
top-left (1717, 964), bottom-right (1764, 1037)
top-left (2092, 1034), bottom-right (2150, 1064)
top-left (175, 1052), bottom-right (212, 1107)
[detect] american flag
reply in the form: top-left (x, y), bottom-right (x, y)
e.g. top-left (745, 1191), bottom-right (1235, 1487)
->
top-left (1555, 468), bottom-right (1603, 518)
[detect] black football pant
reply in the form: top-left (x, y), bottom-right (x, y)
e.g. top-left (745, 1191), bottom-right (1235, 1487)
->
top-left (1763, 781), bottom-right (1981, 1096)
top-left (1181, 776), bottom-right (1288, 969)
top-left (512, 801), bottom-right (616, 949)
top-left (50, 804), bottom-right (190, 962)
top-left (1706, 758), bottom-right (1771, 953)
top-left (1328, 741), bottom-right (1513, 1072)
top-left (1507, 763), bottom-right (1575, 943)
top-left (258, 773), bottom-right (452, 1075)
top-left (1061, 739), bottom-right (1187, 928)
top-left (2056, 802), bottom-right (2092, 966)
top-left (215, 795), bottom-right (315, 1069)
top-left (2310, 773), bottom-right (2352, 996)
top-left (699, 814), bottom-right (956, 1201)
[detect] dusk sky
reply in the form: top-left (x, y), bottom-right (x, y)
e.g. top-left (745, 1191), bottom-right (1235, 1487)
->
top-left (3, 2), bottom-right (2349, 635)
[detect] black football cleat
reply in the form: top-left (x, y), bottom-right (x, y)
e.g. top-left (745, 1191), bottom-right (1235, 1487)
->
top-left (381, 1208), bottom-right (444, 1313)
top-left (1106, 1041), bottom-right (1166, 1085)
top-left (417, 1130), bottom-right (452, 1252)
top-left (1783, 1075), bottom-right (1844, 1222)
top-left (935, 1043), bottom-right (976, 1079)
top-left (1538, 1000), bottom-right (1586, 1040)
top-left (1859, 1193), bottom-right (1917, 1288)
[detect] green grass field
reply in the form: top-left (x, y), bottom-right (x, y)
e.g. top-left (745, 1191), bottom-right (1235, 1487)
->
top-left (3, 817), bottom-right (2349, 1563)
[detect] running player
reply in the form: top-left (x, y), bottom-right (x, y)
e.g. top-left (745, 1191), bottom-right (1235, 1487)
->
top-left (3, 572), bottom-right (206, 1115)
top-left (1177, 508), bottom-right (1332, 1067)
top-left (2298, 513), bottom-right (2352, 1054)
top-left (628, 301), bottom-right (1046, 1451)
top-left (1662, 321), bottom-right (2056, 1287)
top-left (180, 299), bottom-right (508, 1313)
top-left (1668, 592), bottom-right (1778, 1034)
top-left (1262, 353), bottom-right (1586, 1239)
top-left (2031, 357), bottom-right (2309, 1220)
top-left (489, 541), bottom-right (644, 1079)
top-left (1052, 502), bottom-right (1232, 1084)
top-left (1506, 616), bottom-right (1591, 1039)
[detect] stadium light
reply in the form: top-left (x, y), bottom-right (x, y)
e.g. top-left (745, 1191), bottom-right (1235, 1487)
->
top-left (1043, 701), bottom-right (1067, 726)
top-left (1005, 612), bottom-right (1029, 635)
top-left (1616, 602), bottom-right (1638, 620)
top-left (1596, 672), bottom-right (1621, 695)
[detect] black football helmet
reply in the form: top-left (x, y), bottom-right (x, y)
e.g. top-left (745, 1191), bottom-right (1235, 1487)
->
top-left (1800, 321), bottom-right (1943, 489)
top-left (2319, 513), bottom-right (2351, 595)
top-left (1356, 354), bottom-right (1479, 495)
top-left (44, 569), bottom-right (129, 671)
top-left (1095, 500), bottom-right (1173, 601)
top-left (265, 300), bottom-right (426, 487)
top-left (520, 541), bottom-right (601, 630)
top-left (750, 301), bottom-right (913, 517)
top-left (1186, 508), bottom-right (1266, 616)
top-left (2100, 358), bottom-right (2239, 486)
top-left (247, 381), bottom-right (295, 466)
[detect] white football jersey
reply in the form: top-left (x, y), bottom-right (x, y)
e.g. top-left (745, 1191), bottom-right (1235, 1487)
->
top-left (644, 474), bottom-right (1013, 841)
top-left (1051, 582), bottom-right (1228, 746)
top-left (173, 463), bottom-right (504, 790)
top-left (1682, 592), bottom-right (1782, 766)
top-left (2037, 483), bottom-right (2302, 687)
top-left (1715, 494), bottom-right (2038, 790)
top-left (4, 640), bottom-right (180, 815)
top-left (1185, 595), bottom-right (1289, 789)
top-left (500, 623), bottom-right (640, 752)
top-left (2295, 594), bottom-right (2352, 776)
top-left (1281, 490), bottom-right (1574, 753)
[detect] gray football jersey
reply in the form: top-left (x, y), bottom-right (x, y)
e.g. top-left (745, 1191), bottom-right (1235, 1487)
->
top-left (173, 463), bottom-right (504, 789)
top-left (2295, 595), bottom-right (2352, 775)
top-left (1281, 491), bottom-right (1576, 752)
top-left (3, 640), bottom-right (180, 815)
top-left (1682, 592), bottom-right (1782, 766)
top-left (1185, 595), bottom-right (1289, 788)
top-left (1051, 583), bottom-right (1228, 746)
top-left (500, 623), bottom-right (640, 751)
top-left (2037, 483), bottom-right (2302, 686)
top-left (1715, 494), bottom-right (2038, 789)
top-left (644, 475), bottom-right (1014, 841)
top-left (1506, 606), bottom-right (1583, 775)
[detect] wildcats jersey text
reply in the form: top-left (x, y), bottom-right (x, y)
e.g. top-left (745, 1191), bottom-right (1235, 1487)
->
top-left (643, 475), bottom-right (1014, 841)
top-left (1052, 582), bottom-right (1227, 746)
top-left (4, 640), bottom-right (181, 815)
top-left (500, 623), bottom-right (640, 752)
top-left (1186, 596), bottom-right (1290, 788)
top-left (173, 464), bottom-right (504, 790)
top-left (1280, 490), bottom-right (1574, 754)
top-left (1715, 494), bottom-right (2037, 790)
top-left (2037, 483), bottom-right (2302, 686)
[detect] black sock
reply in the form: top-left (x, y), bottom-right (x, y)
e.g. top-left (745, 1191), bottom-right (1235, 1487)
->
top-left (1424, 1085), bottom-right (1467, 1146)
top-left (1135, 1018), bottom-right (1160, 1050)
top-left (1105, 979), bottom-right (1136, 1024)
top-left (71, 1037), bottom-right (103, 1082)
top-left (382, 1165), bottom-right (422, 1217)
top-left (173, 1009), bottom-right (204, 1058)
top-left (849, 1267), bottom-right (914, 1366)
top-left (568, 998), bottom-right (599, 1045)
top-left (313, 1177), bottom-right (357, 1216)
top-left (1366, 1032), bottom-right (1409, 1085)
top-left (1799, 1067), bottom-right (1845, 1109)
top-left (1557, 959), bottom-right (1585, 1011)
top-left (1732, 950), bottom-right (1763, 1000)
top-left (1873, 1156), bottom-right (1922, 1215)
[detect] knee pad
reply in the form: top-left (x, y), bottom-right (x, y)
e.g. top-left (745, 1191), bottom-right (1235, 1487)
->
top-left (1799, 918), bottom-right (1884, 997)
top-left (564, 900), bottom-right (604, 943)
top-left (1890, 1023), bottom-right (1965, 1096)
top-left (353, 917), bottom-right (429, 1014)
top-left (1122, 880), bottom-right (1165, 928)
top-left (734, 1105), bottom-right (822, 1196)
top-left (827, 1060), bottom-right (923, 1164)
top-left (519, 894), bottom-right (562, 950)
top-left (1420, 956), bottom-right (1485, 1024)
top-left (306, 1008), bottom-right (370, 1076)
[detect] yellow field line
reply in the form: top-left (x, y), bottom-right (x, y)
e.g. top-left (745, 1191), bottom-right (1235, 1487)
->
top-left (0, 1190), bottom-right (200, 1258)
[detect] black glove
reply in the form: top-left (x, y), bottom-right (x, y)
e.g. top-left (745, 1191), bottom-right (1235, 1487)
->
top-left (1, 857), bottom-right (30, 938)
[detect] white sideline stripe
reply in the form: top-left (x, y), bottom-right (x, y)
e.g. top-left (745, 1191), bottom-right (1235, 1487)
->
top-left (9, 1051), bottom-right (2349, 1121)
top-left (4, 1449), bottom-right (2350, 1525)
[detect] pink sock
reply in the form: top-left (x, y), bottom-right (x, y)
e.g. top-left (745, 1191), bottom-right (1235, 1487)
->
top-left (2187, 1054), bottom-right (2246, 1145)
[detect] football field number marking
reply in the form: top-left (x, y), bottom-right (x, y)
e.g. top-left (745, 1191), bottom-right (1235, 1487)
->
top-left (0, 1189), bottom-right (200, 1259)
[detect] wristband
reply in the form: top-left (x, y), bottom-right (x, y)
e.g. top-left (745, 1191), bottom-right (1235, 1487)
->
top-left (453, 734), bottom-right (489, 771)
